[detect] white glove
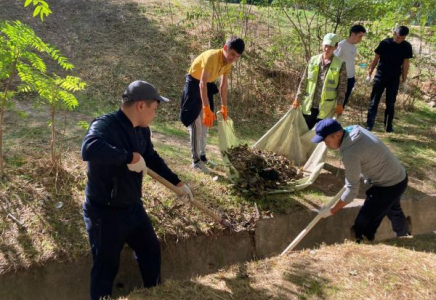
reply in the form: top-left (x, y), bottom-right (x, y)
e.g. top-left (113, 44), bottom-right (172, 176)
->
top-left (318, 207), bottom-right (333, 218)
top-left (178, 184), bottom-right (193, 203)
top-left (127, 155), bottom-right (147, 173)
top-left (400, 81), bottom-right (408, 93)
top-left (365, 76), bottom-right (372, 86)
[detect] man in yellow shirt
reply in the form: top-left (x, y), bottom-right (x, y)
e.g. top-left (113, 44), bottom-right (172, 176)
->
top-left (180, 36), bottom-right (245, 173)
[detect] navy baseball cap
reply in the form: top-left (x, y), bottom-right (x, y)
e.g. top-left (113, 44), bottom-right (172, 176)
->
top-left (311, 119), bottom-right (343, 143)
top-left (122, 80), bottom-right (169, 103)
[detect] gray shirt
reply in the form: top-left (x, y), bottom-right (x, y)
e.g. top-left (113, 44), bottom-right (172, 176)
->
top-left (334, 40), bottom-right (357, 78)
top-left (340, 125), bottom-right (406, 203)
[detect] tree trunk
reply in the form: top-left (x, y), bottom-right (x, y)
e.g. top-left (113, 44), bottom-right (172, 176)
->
top-left (0, 59), bottom-right (18, 177)
top-left (0, 99), bottom-right (5, 177)
top-left (50, 106), bottom-right (57, 167)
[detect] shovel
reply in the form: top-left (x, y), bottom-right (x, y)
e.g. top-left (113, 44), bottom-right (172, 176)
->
top-left (280, 185), bottom-right (346, 256)
top-left (146, 169), bottom-right (233, 229)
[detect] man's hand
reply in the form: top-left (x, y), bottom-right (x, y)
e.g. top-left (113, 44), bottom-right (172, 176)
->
top-left (177, 183), bottom-right (193, 204)
top-left (365, 75), bottom-right (372, 86)
top-left (400, 81), bottom-right (408, 93)
top-left (203, 105), bottom-right (216, 127)
top-left (127, 153), bottom-right (147, 173)
top-left (292, 99), bottom-right (300, 109)
top-left (220, 105), bottom-right (228, 120)
top-left (318, 207), bottom-right (332, 218)
top-left (335, 104), bottom-right (344, 115)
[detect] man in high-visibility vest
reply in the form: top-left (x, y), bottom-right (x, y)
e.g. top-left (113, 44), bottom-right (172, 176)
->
top-left (293, 33), bottom-right (347, 129)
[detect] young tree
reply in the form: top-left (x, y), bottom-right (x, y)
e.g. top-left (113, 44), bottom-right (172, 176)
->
top-left (0, 21), bottom-right (84, 176)
top-left (34, 74), bottom-right (86, 166)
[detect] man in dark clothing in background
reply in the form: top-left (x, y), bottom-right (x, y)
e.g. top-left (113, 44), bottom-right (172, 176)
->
top-left (82, 80), bottom-right (193, 300)
top-left (366, 26), bottom-right (413, 133)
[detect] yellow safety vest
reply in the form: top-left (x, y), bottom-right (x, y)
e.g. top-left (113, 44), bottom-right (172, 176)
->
top-left (302, 54), bottom-right (343, 119)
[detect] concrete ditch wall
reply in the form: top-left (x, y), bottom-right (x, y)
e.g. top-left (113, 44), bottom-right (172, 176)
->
top-left (1, 195), bottom-right (435, 300)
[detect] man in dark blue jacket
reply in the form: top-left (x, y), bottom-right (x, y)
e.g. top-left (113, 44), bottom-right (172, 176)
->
top-left (82, 80), bottom-right (193, 300)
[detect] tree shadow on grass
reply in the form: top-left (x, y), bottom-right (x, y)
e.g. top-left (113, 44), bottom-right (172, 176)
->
top-left (281, 261), bottom-right (331, 300)
top-left (0, 0), bottom-right (196, 120)
top-left (0, 157), bottom-right (88, 274)
top-left (131, 260), bottom-right (332, 300)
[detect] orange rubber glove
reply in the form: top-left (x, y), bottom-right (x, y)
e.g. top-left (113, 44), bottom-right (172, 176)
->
top-left (220, 105), bottom-right (228, 120)
top-left (202, 105), bottom-right (216, 127)
top-left (292, 99), bottom-right (300, 109)
top-left (335, 104), bottom-right (344, 115)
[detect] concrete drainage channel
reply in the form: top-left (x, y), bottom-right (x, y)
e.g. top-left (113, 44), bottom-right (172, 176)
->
top-left (1, 195), bottom-right (435, 300)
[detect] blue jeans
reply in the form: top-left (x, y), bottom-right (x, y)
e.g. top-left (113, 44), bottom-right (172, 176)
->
top-left (83, 201), bottom-right (161, 300)
top-left (353, 175), bottom-right (409, 241)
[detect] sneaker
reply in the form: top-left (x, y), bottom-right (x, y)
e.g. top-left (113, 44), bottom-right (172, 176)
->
top-left (365, 126), bottom-right (373, 132)
top-left (200, 155), bottom-right (217, 167)
top-left (397, 233), bottom-right (414, 239)
top-left (192, 160), bottom-right (210, 173)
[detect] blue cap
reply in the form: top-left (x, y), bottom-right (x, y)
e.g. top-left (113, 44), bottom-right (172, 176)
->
top-left (311, 119), bottom-right (343, 143)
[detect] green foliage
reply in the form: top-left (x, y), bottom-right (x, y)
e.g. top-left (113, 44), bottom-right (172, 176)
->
top-left (19, 0), bottom-right (52, 21)
top-left (0, 20), bottom-right (76, 105)
top-left (39, 75), bottom-right (86, 110)
top-left (77, 120), bottom-right (90, 131)
top-left (185, 6), bottom-right (210, 28)
top-left (0, 20), bottom-right (86, 173)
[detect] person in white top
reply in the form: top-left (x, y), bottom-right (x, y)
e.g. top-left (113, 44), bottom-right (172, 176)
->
top-left (334, 24), bottom-right (366, 108)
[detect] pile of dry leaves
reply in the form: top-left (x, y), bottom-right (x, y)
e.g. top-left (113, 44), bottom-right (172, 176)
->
top-left (224, 144), bottom-right (303, 193)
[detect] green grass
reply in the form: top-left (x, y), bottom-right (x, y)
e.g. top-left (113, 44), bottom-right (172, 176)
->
top-left (152, 121), bottom-right (187, 139)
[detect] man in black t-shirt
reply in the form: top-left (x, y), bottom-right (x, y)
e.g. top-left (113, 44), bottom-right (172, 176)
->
top-left (365, 26), bottom-right (413, 132)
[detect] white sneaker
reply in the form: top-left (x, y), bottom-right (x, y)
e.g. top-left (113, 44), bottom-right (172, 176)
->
top-left (192, 161), bottom-right (210, 173)
top-left (397, 233), bottom-right (413, 239)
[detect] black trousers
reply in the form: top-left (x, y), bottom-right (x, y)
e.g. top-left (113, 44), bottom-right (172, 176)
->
top-left (180, 74), bottom-right (218, 127)
top-left (354, 175), bottom-right (409, 241)
top-left (83, 201), bottom-right (161, 300)
top-left (366, 79), bottom-right (400, 131)
top-left (303, 107), bottom-right (321, 130)
top-left (343, 77), bottom-right (355, 108)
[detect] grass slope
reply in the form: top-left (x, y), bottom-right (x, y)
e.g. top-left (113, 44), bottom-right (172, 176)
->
top-left (0, 0), bottom-right (435, 275)
top-left (121, 234), bottom-right (436, 300)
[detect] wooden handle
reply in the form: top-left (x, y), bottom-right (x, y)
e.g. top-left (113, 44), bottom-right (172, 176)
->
top-left (146, 169), bottom-right (223, 223)
top-left (280, 185), bottom-right (346, 256)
